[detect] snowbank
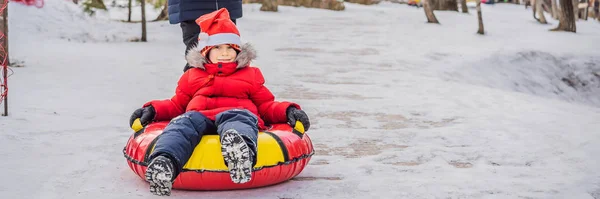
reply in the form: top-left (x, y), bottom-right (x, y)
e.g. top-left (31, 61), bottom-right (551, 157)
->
top-left (444, 51), bottom-right (600, 107)
top-left (8, 0), bottom-right (144, 42)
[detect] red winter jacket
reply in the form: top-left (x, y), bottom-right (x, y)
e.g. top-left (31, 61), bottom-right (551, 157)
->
top-left (143, 43), bottom-right (299, 130)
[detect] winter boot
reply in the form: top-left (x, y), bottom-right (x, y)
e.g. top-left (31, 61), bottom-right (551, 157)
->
top-left (220, 129), bottom-right (254, 184)
top-left (145, 155), bottom-right (176, 196)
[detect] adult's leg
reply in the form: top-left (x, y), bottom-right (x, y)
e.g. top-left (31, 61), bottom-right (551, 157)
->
top-left (180, 20), bottom-right (201, 72)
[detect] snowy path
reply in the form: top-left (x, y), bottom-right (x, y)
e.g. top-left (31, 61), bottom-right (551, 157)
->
top-left (2, 2), bottom-right (600, 199)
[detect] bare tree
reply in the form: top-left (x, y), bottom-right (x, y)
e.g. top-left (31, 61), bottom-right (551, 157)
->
top-left (597, 1), bottom-right (600, 21)
top-left (431, 0), bottom-right (459, 11)
top-left (128, 0), bottom-right (132, 22)
top-left (461, 0), bottom-right (469, 13)
top-left (89, 0), bottom-right (107, 9)
top-left (582, 0), bottom-right (589, 20)
top-left (141, 0), bottom-right (147, 41)
top-left (154, 1), bottom-right (169, 21)
top-left (260, 0), bottom-right (278, 11)
top-left (552, 0), bottom-right (576, 32)
top-left (476, 0), bottom-right (484, 34)
top-left (551, 0), bottom-right (559, 19)
top-left (573, 0), bottom-right (579, 20)
top-left (424, 0), bottom-right (440, 23)
top-left (534, 0), bottom-right (548, 23)
top-left (82, 0), bottom-right (107, 15)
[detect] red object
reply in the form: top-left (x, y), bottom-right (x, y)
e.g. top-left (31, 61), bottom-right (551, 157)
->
top-left (142, 62), bottom-right (300, 130)
top-left (195, 8), bottom-right (241, 56)
top-left (142, 8), bottom-right (301, 130)
top-left (123, 122), bottom-right (314, 190)
top-left (10, 0), bottom-right (44, 8)
top-left (1, 0), bottom-right (8, 114)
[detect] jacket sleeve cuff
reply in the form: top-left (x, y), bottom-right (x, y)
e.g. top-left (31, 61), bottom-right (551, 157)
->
top-left (143, 100), bottom-right (176, 121)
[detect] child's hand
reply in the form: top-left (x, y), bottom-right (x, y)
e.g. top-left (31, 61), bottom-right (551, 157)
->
top-left (129, 106), bottom-right (156, 128)
top-left (286, 107), bottom-right (310, 131)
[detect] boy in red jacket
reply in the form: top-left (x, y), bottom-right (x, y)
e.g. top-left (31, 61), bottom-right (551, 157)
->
top-left (128, 8), bottom-right (310, 196)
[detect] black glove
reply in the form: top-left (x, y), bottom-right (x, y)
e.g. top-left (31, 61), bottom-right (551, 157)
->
top-left (129, 106), bottom-right (156, 127)
top-left (286, 107), bottom-right (310, 131)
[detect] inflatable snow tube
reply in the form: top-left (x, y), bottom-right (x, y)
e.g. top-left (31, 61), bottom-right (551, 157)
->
top-left (123, 120), bottom-right (314, 191)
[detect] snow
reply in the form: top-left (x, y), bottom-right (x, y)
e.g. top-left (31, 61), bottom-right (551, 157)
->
top-left (3, 0), bottom-right (600, 198)
top-left (102, 0), bottom-right (163, 22)
top-left (444, 51), bottom-right (600, 107)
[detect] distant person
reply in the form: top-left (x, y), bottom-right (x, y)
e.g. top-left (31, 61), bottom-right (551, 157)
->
top-left (168, 0), bottom-right (243, 72)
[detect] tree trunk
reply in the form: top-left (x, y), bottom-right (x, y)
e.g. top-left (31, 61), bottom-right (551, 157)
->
top-left (431, 0), bottom-right (459, 11)
top-left (573, 0), bottom-right (579, 20)
top-left (597, 2), bottom-right (600, 21)
top-left (141, 0), bottom-right (147, 41)
top-left (90, 0), bottom-right (108, 9)
top-left (515, 0), bottom-right (520, 4)
top-left (128, 0), bottom-right (132, 22)
top-left (424, 0), bottom-right (440, 23)
top-left (595, 1), bottom-right (599, 20)
top-left (73, 0), bottom-right (79, 4)
top-left (461, 0), bottom-right (469, 13)
top-left (552, 0), bottom-right (576, 32)
top-left (583, 3), bottom-right (589, 20)
top-left (449, 0), bottom-right (459, 11)
top-left (592, 0), bottom-right (600, 21)
top-left (551, 0), bottom-right (559, 19)
top-left (260, 0), bottom-right (278, 11)
top-left (535, 0), bottom-right (548, 23)
top-left (154, 1), bottom-right (169, 21)
top-left (476, 0), bottom-right (484, 34)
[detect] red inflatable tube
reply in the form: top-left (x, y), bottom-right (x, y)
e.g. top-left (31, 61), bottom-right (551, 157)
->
top-left (123, 122), bottom-right (314, 190)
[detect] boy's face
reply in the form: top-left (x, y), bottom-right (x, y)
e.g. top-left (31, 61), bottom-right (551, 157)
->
top-left (208, 44), bottom-right (237, 63)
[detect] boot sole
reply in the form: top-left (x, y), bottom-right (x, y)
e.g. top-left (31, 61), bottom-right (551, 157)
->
top-left (145, 158), bottom-right (174, 196)
top-left (221, 129), bottom-right (253, 184)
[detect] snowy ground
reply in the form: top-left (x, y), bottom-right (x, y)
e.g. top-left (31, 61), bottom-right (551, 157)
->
top-left (3, 1), bottom-right (600, 198)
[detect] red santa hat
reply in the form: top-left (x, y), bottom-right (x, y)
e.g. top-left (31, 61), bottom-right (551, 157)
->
top-left (195, 8), bottom-right (242, 57)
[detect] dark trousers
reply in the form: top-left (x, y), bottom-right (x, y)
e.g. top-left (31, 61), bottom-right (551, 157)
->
top-left (181, 19), bottom-right (237, 72)
top-left (148, 109), bottom-right (258, 175)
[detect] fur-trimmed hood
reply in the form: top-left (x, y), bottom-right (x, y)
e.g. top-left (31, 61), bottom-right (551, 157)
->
top-left (185, 43), bottom-right (257, 69)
